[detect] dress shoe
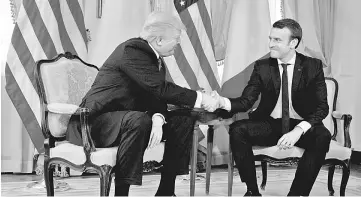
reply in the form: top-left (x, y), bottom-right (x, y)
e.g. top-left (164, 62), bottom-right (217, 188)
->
top-left (154, 193), bottom-right (176, 197)
top-left (244, 190), bottom-right (262, 196)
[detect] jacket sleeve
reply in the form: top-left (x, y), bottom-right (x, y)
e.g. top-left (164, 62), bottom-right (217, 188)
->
top-left (305, 59), bottom-right (329, 126)
top-left (229, 61), bottom-right (262, 113)
top-left (120, 45), bottom-right (198, 108)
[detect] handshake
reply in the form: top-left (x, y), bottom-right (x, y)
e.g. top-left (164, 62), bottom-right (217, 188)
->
top-left (200, 90), bottom-right (226, 112)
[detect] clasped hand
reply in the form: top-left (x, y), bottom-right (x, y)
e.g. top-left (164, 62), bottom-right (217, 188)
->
top-left (201, 90), bottom-right (224, 112)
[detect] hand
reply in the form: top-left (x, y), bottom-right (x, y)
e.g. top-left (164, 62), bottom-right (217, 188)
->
top-left (277, 126), bottom-right (304, 150)
top-left (147, 124), bottom-right (163, 149)
top-left (210, 91), bottom-right (225, 109)
top-left (201, 92), bottom-right (218, 112)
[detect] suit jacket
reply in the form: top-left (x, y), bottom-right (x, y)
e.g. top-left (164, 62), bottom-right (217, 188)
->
top-left (229, 52), bottom-right (329, 127)
top-left (67, 38), bottom-right (197, 146)
top-left (81, 37), bottom-right (197, 119)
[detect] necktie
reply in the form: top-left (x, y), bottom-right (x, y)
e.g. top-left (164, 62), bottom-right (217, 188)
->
top-left (281, 63), bottom-right (290, 134)
top-left (158, 57), bottom-right (163, 71)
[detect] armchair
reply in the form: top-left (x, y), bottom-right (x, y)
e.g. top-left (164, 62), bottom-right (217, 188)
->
top-left (34, 52), bottom-right (164, 196)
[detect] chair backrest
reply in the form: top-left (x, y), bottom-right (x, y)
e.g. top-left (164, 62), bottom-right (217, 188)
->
top-left (323, 77), bottom-right (338, 139)
top-left (35, 52), bottom-right (98, 138)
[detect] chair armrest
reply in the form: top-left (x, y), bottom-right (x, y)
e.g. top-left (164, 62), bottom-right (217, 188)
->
top-left (332, 111), bottom-right (352, 148)
top-left (47, 103), bottom-right (80, 115)
top-left (47, 103), bottom-right (96, 153)
top-left (78, 108), bottom-right (96, 154)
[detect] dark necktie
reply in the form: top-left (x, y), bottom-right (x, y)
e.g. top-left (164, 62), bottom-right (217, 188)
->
top-left (158, 57), bottom-right (163, 71)
top-left (281, 63), bottom-right (290, 134)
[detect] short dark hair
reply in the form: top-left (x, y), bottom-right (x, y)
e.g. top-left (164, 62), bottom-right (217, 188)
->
top-left (273, 18), bottom-right (302, 48)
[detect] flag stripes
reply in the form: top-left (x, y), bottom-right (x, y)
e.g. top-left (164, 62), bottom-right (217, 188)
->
top-left (11, 25), bottom-right (38, 87)
top-left (48, 0), bottom-right (78, 56)
top-left (37, 0), bottom-right (64, 54)
top-left (66, 0), bottom-right (87, 49)
top-left (5, 0), bottom-right (87, 152)
top-left (23, 0), bottom-right (57, 59)
top-left (60, 1), bottom-right (87, 57)
top-left (194, 0), bottom-right (214, 53)
top-left (5, 64), bottom-right (44, 151)
top-left (166, 0), bottom-right (220, 93)
top-left (173, 49), bottom-right (200, 90)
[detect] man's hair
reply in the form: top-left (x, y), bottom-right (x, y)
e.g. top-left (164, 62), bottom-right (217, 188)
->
top-left (273, 18), bottom-right (302, 48)
top-left (140, 11), bottom-right (186, 42)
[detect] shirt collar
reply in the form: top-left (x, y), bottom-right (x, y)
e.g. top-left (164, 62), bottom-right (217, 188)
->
top-left (277, 53), bottom-right (296, 65)
top-left (147, 41), bottom-right (160, 59)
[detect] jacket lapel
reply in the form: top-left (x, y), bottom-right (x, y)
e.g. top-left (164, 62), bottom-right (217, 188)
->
top-left (270, 58), bottom-right (281, 97)
top-left (292, 53), bottom-right (303, 96)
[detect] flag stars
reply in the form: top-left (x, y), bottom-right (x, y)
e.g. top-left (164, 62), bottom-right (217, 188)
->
top-left (180, 0), bottom-right (185, 6)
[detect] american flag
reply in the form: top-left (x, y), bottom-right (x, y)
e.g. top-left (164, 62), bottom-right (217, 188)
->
top-left (5, 0), bottom-right (87, 153)
top-left (164, 0), bottom-right (221, 92)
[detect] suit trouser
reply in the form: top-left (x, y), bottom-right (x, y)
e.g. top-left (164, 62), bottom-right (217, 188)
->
top-left (229, 117), bottom-right (331, 196)
top-left (112, 111), bottom-right (195, 185)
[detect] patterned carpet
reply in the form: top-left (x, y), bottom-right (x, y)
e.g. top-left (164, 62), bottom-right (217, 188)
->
top-left (2, 168), bottom-right (361, 196)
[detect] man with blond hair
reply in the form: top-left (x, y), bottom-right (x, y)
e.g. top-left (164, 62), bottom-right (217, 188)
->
top-left (67, 11), bottom-right (218, 196)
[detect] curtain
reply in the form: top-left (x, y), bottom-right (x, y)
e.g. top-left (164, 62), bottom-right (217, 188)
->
top-left (283, 0), bottom-right (335, 77)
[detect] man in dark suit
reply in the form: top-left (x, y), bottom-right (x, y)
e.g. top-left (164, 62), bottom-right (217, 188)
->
top-left (214, 18), bottom-right (332, 196)
top-left (66, 11), bottom-right (218, 196)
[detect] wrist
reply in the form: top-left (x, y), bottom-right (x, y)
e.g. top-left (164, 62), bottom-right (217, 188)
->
top-left (219, 97), bottom-right (226, 109)
top-left (295, 126), bottom-right (305, 135)
top-left (152, 113), bottom-right (165, 126)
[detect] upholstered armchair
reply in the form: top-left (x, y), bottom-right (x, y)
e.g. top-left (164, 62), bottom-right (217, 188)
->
top-left (34, 52), bottom-right (164, 196)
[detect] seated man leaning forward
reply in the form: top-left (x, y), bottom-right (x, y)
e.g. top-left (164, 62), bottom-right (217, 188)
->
top-left (66, 11), bottom-right (218, 196)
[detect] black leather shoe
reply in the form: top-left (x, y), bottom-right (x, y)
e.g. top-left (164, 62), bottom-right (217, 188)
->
top-left (244, 190), bottom-right (262, 196)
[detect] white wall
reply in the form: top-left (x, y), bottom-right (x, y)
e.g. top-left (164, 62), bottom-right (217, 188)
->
top-left (84, 0), bottom-right (151, 67)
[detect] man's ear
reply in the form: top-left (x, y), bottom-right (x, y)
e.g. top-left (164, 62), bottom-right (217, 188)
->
top-left (290, 38), bottom-right (298, 49)
top-left (156, 37), bottom-right (163, 46)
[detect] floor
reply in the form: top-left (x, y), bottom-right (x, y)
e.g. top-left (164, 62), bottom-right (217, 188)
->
top-left (2, 164), bottom-right (361, 196)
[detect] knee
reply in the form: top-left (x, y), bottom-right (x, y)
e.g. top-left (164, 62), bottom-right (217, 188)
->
top-left (314, 126), bottom-right (332, 151)
top-left (229, 119), bottom-right (250, 140)
top-left (126, 111), bottom-right (152, 133)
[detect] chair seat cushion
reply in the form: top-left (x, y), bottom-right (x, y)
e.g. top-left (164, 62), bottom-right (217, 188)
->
top-left (252, 140), bottom-right (351, 160)
top-left (50, 142), bottom-right (165, 166)
top-left (326, 140), bottom-right (352, 160)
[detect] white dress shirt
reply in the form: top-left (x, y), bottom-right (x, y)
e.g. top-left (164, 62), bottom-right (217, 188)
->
top-left (222, 53), bottom-right (311, 133)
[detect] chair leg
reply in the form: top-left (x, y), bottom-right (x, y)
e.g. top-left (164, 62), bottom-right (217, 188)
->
top-left (205, 126), bottom-right (214, 195)
top-left (99, 165), bottom-right (113, 197)
top-left (260, 161), bottom-right (267, 190)
top-left (228, 143), bottom-right (234, 197)
top-left (327, 165), bottom-right (335, 196)
top-left (340, 161), bottom-right (351, 197)
top-left (190, 123), bottom-right (199, 196)
top-left (44, 160), bottom-right (55, 196)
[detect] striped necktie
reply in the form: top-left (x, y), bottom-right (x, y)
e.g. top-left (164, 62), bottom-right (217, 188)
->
top-left (158, 57), bottom-right (163, 71)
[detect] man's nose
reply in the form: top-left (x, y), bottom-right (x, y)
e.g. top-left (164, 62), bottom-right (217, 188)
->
top-left (269, 40), bottom-right (275, 48)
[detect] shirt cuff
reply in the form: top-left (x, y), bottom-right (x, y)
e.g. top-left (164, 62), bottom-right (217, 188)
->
top-left (152, 113), bottom-right (166, 126)
top-left (296, 121), bottom-right (312, 134)
top-left (223, 97), bottom-right (232, 111)
top-left (194, 91), bottom-right (203, 108)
